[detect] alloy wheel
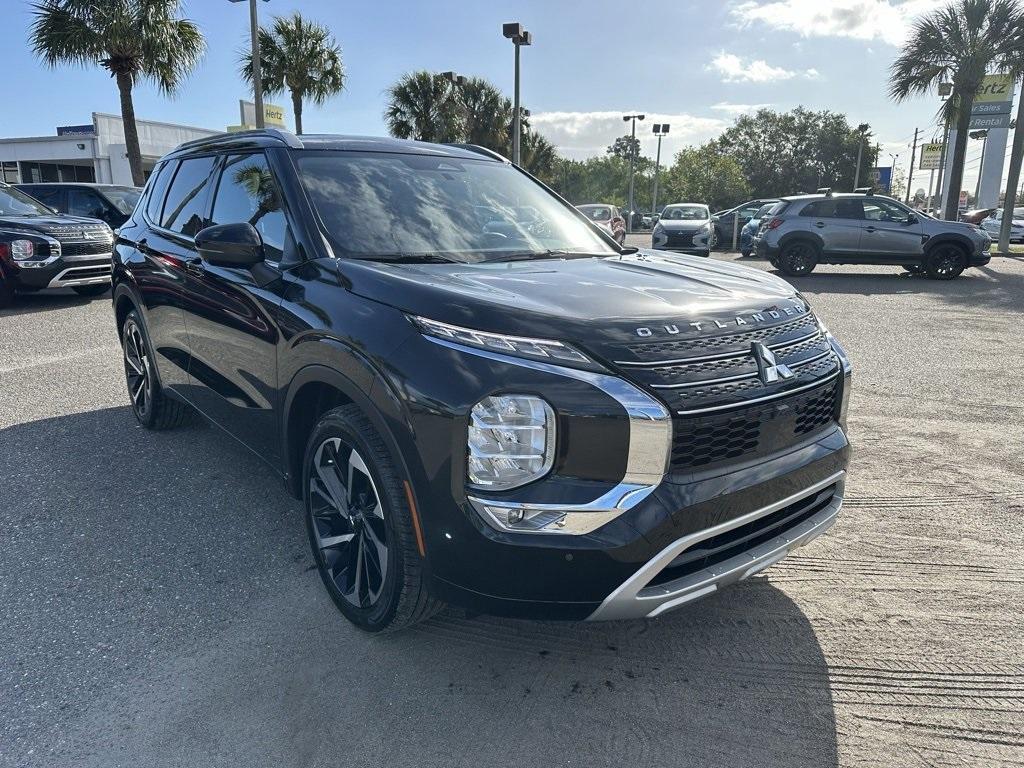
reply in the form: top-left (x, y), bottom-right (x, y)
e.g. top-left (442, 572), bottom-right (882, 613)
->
top-left (123, 323), bottom-right (151, 419)
top-left (309, 438), bottom-right (389, 608)
top-left (931, 245), bottom-right (962, 278)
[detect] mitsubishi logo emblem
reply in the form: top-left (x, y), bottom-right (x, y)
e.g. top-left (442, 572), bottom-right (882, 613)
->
top-left (752, 342), bottom-right (795, 384)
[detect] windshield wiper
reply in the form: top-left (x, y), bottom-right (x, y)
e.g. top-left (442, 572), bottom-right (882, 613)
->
top-left (361, 252), bottom-right (459, 264)
top-left (488, 250), bottom-right (604, 262)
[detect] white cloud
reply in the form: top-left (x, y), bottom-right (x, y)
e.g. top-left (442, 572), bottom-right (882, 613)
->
top-left (710, 102), bottom-right (772, 115)
top-left (530, 111), bottom-right (729, 160)
top-left (731, 0), bottom-right (945, 47)
top-left (708, 52), bottom-right (819, 83)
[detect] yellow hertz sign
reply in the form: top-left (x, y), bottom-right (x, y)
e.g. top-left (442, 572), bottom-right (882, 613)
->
top-left (975, 74), bottom-right (1014, 103)
top-left (262, 104), bottom-right (286, 127)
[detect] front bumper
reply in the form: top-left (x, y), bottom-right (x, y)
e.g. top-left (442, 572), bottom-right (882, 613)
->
top-left (7, 255), bottom-right (112, 290)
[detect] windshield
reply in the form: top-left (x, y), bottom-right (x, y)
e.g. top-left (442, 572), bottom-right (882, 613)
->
top-left (661, 205), bottom-right (708, 221)
top-left (753, 203), bottom-right (774, 219)
top-left (297, 151), bottom-right (616, 262)
top-left (100, 186), bottom-right (143, 214)
top-left (0, 185), bottom-right (51, 217)
top-left (577, 205), bottom-right (612, 221)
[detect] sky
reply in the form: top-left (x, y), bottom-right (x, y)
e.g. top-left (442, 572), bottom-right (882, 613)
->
top-left (2, 0), bottom-right (1012, 194)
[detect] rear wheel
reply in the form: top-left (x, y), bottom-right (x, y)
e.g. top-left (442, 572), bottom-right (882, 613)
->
top-left (73, 284), bottom-right (110, 297)
top-left (122, 311), bottom-right (192, 429)
top-left (778, 241), bottom-right (818, 276)
top-left (304, 405), bottom-right (443, 632)
top-left (925, 244), bottom-right (966, 280)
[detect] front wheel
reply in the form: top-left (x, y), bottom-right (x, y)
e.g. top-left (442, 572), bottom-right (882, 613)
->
top-left (925, 244), bottom-right (966, 280)
top-left (73, 283), bottom-right (110, 297)
top-left (777, 241), bottom-right (818, 276)
top-left (304, 405), bottom-right (443, 632)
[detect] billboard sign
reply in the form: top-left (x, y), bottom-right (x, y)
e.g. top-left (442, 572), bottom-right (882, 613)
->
top-left (869, 166), bottom-right (893, 193)
top-left (919, 142), bottom-right (944, 170)
top-left (239, 100), bottom-right (287, 129)
top-left (56, 124), bottom-right (95, 136)
top-left (970, 74), bottom-right (1014, 129)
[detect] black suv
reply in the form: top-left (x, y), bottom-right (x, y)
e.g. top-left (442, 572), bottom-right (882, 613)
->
top-left (0, 182), bottom-right (114, 307)
top-left (16, 182), bottom-right (142, 230)
top-left (111, 130), bottom-right (852, 632)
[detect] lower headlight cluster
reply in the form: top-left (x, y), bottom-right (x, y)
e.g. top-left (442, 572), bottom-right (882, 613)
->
top-left (467, 394), bottom-right (555, 491)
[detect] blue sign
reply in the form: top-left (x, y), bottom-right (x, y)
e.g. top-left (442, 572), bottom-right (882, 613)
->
top-left (869, 166), bottom-right (892, 193)
top-left (56, 124), bottom-right (94, 136)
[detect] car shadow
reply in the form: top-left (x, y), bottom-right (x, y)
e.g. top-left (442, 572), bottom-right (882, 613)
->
top-left (1, 406), bottom-right (838, 768)
top-left (0, 289), bottom-right (105, 318)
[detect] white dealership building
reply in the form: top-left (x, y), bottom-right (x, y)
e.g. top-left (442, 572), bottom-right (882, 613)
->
top-left (0, 113), bottom-right (220, 187)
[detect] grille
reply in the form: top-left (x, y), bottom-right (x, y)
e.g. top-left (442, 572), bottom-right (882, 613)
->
top-left (625, 313), bottom-right (817, 360)
top-left (648, 484), bottom-right (837, 587)
top-left (665, 231), bottom-right (695, 247)
top-left (59, 240), bottom-right (112, 257)
top-left (669, 378), bottom-right (840, 474)
top-left (44, 224), bottom-right (111, 238)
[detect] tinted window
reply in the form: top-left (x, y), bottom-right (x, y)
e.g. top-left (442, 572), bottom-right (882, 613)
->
top-left (25, 187), bottom-right (63, 210)
top-left (210, 154), bottom-right (288, 261)
top-left (67, 188), bottom-right (107, 219)
top-left (863, 198), bottom-right (909, 222)
top-left (800, 200), bottom-right (836, 218)
top-left (161, 156), bottom-right (216, 237)
top-left (801, 199), bottom-right (863, 219)
top-left (145, 162), bottom-right (174, 223)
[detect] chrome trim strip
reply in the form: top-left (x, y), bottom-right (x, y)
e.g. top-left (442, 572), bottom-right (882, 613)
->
top-left (425, 335), bottom-right (672, 535)
top-left (587, 471), bottom-right (845, 620)
top-left (787, 349), bottom-right (833, 369)
top-left (674, 369), bottom-right (840, 416)
top-left (57, 251), bottom-right (113, 263)
top-left (614, 324), bottom-right (819, 368)
top-left (46, 264), bottom-right (112, 289)
top-left (651, 370), bottom-right (758, 390)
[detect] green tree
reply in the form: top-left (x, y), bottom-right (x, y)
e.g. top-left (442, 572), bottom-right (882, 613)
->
top-left (460, 77), bottom-right (513, 153)
top-left (384, 71), bottom-right (463, 143)
top-left (716, 107), bottom-right (875, 197)
top-left (520, 131), bottom-right (558, 181)
top-left (607, 135), bottom-right (641, 160)
top-left (30, 0), bottom-right (204, 186)
top-left (890, 0), bottom-right (1024, 220)
top-left (241, 12), bottom-right (344, 136)
top-left (661, 143), bottom-right (750, 212)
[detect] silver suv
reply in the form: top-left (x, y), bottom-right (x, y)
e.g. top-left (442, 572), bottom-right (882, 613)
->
top-left (754, 192), bottom-right (991, 280)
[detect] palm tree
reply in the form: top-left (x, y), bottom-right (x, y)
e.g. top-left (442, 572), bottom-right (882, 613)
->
top-left (384, 71), bottom-right (463, 143)
top-left (30, 0), bottom-right (204, 187)
top-left (889, 0), bottom-right (1024, 220)
top-left (459, 77), bottom-right (514, 153)
top-left (241, 12), bottom-right (344, 136)
top-left (520, 131), bottom-right (558, 181)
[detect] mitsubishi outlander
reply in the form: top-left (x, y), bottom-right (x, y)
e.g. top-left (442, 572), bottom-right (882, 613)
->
top-left (110, 130), bottom-right (852, 631)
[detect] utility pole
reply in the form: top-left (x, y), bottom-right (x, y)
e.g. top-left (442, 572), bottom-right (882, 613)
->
top-left (651, 123), bottom-right (669, 216)
top-left (502, 23), bottom-right (532, 166)
top-left (853, 123), bottom-right (870, 188)
top-left (888, 152), bottom-right (900, 195)
top-left (905, 127), bottom-right (918, 204)
top-left (934, 82), bottom-right (953, 218)
top-left (623, 113), bottom-right (645, 233)
top-left (230, 0), bottom-right (269, 128)
top-left (969, 129), bottom-right (989, 201)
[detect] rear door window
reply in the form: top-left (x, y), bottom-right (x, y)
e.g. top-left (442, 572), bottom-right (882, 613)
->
top-left (161, 156), bottom-right (216, 237)
top-left (145, 162), bottom-right (174, 223)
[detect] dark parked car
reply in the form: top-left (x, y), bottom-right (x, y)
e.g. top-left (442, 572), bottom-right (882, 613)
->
top-left (713, 198), bottom-right (780, 249)
top-left (111, 130), bottom-right (851, 632)
top-left (0, 182), bottom-right (114, 307)
top-left (16, 182), bottom-right (142, 229)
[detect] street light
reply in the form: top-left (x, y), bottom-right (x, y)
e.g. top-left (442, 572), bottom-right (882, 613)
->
top-left (623, 113), bottom-right (645, 233)
top-left (969, 129), bottom-right (989, 200)
top-left (230, 0), bottom-right (270, 129)
top-left (651, 123), bottom-right (670, 216)
top-left (888, 152), bottom-right (900, 194)
top-left (853, 123), bottom-right (870, 189)
top-left (502, 23), bottom-right (532, 166)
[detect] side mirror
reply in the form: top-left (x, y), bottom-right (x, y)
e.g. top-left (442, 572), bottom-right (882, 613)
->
top-left (195, 223), bottom-right (264, 267)
top-left (905, 214), bottom-right (918, 225)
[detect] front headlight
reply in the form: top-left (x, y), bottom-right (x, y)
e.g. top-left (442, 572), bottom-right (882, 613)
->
top-left (411, 315), bottom-right (597, 369)
top-left (10, 239), bottom-right (36, 261)
top-left (467, 394), bottom-right (555, 492)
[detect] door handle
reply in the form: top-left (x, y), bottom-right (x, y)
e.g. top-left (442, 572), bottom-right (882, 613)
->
top-left (814, 222), bottom-right (825, 228)
top-left (184, 260), bottom-right (205, 276)
top-left (865, 226), bottom-right (877, 233)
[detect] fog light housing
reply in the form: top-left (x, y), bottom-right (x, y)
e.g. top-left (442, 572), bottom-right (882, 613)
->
top-left (467, 394), bottom-right (555, 491)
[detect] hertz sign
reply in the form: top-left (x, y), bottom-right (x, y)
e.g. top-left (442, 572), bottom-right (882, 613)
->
top-left (970, 75), bottom-right (1014, 129)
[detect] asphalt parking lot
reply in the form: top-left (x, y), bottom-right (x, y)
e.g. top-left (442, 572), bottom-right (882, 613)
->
top-left (2, 249), bottom-right (1022, 768)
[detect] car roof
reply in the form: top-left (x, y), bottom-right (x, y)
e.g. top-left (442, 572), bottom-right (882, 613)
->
top-left (16, 182), bottom-right (137, 189)
top-left (780, 192), bottom-right (902, 203)
top-left (163, 128), bottom-right (504, 163)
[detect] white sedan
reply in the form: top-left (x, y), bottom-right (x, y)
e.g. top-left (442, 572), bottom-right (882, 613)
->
top-left (981, 208), bottom-right (1024, 242)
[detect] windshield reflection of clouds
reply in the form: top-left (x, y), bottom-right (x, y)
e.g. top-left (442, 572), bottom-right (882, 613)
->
top-left (299, 153), bottom-right (612, 263)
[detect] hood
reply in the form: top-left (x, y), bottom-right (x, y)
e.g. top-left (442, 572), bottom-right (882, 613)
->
top-left (0, 214), bottom-right (107, 237)
top-left (335, 250), bottom-right (804, 348)
top-left (658, 219), bottom-right (709, 232)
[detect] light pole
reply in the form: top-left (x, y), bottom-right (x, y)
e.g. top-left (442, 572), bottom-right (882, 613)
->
top-left (888, 152), bottom-right (899, 195)
top-left (853, 123), bottom-right (870, 189)
top-left (651, 123), bottom-right (670, 216)
top-left (969, 129), bottom-right (988, 201)
top-left (502, 23), bottom-right (532, 165)
top-left (230, 0), bottom-right (270, 129)
top-left (623, 113), bottom-right (645, 233)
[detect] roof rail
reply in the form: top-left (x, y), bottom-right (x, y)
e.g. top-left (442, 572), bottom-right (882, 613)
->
top-left (445, 143), bottom-right (509, 162)
top-left (175, 127), bottom-right (302, 153)
top-left (853, 186), bottom-right (874, 195)
top-left (816, 187), bottom-right (833, 196)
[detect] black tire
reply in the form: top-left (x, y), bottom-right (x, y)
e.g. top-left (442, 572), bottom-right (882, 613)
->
top-left (903, 264), bottom-right (925, 275)
top-left (741, 249), bottom-right (751, 258)
top-left (778, 240), bottom-right (819, 276)
top-left (121, 311), bottom-right (192, 430)
top-left (713, 226), bottom-right (723, 250)
top-left (0, 275), bottom-right (14, 309)
top-left (304, 404), bottom-right (443, 632)
top-left (925, 244), bottom-right (967, 280)
top-left (73, 284), bottom-right (110, 297)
